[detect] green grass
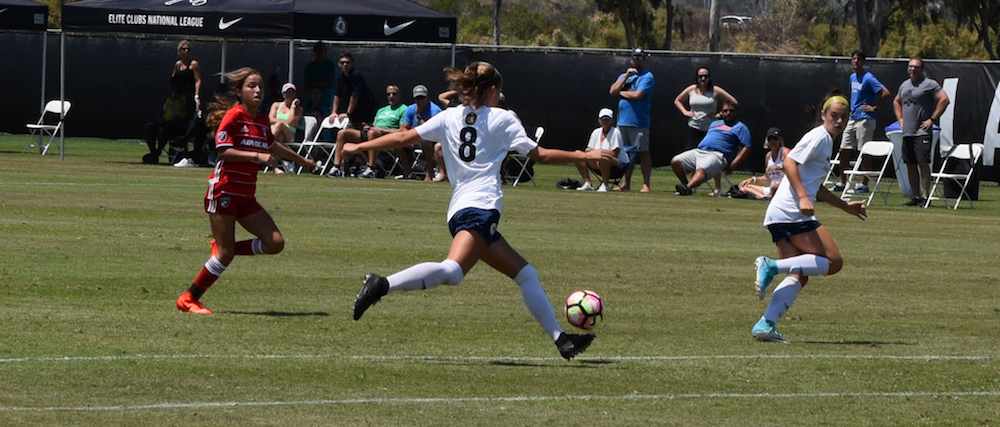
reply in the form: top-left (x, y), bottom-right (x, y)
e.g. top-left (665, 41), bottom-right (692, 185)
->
top-left (2, 136), bottom-right (999, 426)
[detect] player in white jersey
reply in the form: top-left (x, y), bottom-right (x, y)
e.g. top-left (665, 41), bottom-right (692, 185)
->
top-left (342, 61), bottom-right (615, 360)
top-left (750, 93), bottom-right (867, 343)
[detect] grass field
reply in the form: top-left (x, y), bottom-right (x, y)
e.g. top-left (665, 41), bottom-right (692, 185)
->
top-left (1, 136), bottom-right (999, 426)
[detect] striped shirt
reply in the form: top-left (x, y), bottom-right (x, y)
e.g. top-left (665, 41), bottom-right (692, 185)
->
top-left (206, 104), bottom-right (274, 200)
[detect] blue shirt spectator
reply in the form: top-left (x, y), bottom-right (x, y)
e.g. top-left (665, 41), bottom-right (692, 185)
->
top-left (699, 119), bottom-right (752, 162)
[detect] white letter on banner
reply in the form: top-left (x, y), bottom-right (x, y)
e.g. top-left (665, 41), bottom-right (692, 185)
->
top-left (939, 78), bottom-right (957, 157)
top-left (985, 81), bottom-right (1000, 166)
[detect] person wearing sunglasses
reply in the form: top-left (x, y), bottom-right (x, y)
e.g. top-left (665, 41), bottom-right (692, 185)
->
top-left (329, 52), bottom-right (375, 131)
top-left (328, 85), bottom-right (409, 179)
top-left (673, 67), bottom-right (739, 196)
top-left (609, 48), bottom-right (655, 192)
top-left (670, 100), bottom-right (752, 195)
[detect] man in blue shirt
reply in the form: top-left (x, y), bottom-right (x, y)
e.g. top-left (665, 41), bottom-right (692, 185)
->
top-left (670, 101), bottom-right (752, 195)
top-left (399, 84), bottom-right (443, 181)
top-left (609, 48), bottom-right (655, 192)
top-left (834, 50), bottom-right (890, 193)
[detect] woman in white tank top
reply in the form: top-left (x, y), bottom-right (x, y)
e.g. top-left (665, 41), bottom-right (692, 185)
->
top-left (674, 67), bottom-right (739, 195)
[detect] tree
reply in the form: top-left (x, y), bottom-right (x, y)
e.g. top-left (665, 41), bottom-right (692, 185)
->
top-left (493, 0), bottom-right (501, 45)
top-left (854, 0), bottom-right (886, 56)
top-left (949, 0), bottom-right (1000, 59)
top-left (596, 0), bottom-right (659, 49)
top-left (708, 0), bottom-right (720, 51)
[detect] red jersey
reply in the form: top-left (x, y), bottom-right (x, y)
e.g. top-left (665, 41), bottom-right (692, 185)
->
top-left (206, 104), bottom-right (274, 200)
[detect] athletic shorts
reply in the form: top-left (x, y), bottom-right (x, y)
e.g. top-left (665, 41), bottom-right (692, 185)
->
top-left (619, 126), bottom-right (650, 152)
top-left (767, 220), bottom-right (822, 243)
top-left (841, 118), bottom-right (876, 150)
top-left (205, 195), bottom-right (264, 218)
top-left (902, 135), bottom-right (932, 164)
top-left (675, 148), bottom-right (727, 179)
top-left (448, 208), bottom-right (503, 246)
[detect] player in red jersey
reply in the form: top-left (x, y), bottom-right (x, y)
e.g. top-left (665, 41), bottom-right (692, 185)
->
top-left (176, 67), bottom-right (316, 314)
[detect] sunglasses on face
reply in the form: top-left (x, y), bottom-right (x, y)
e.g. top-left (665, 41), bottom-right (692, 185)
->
top-left (180, 47), bottom-right (190, 51)
top-left (721, 109), bottom-right (736, 113)
top-left (698, 75), bottom-right (710, 79)
top-left (339, 61), bottom-right (352, 65)
top-left (386, 92), bottom-right (398, 96)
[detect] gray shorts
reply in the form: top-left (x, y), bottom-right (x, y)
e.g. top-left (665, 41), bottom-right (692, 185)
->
top-left (841, 118), bottom-right (876, 150)
top-left (675, 148), bottom-right (726, 178)
top-left (619, 126), bottom-right (649, 152)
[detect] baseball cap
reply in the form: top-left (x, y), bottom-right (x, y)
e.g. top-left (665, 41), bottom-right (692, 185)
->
top-left (631, 48), bottom-right (647, 59)
top-left (767, 127), bottom-right (781, 138)
top-left (412, 84), bottom-right (428, 98)
top-left (281, 83), bottom-right (296, 93)
top-left (598, 108), bottom-right (614, 120)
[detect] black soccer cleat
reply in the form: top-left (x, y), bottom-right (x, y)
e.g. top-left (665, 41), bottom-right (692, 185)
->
top-left (556, 332), bottom-right (595, 360)
top-left (353, 273), bottom-right (389, 321)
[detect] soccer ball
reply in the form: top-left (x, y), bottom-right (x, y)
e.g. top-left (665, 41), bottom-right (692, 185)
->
top-left (565, 290), bottom-right (604, 330)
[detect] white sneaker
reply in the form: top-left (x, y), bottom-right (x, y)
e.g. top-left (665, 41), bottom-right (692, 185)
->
top-left (577, 182), bottom-right (594, 191)
top-left (325, 166), bottom-right (345, 178)
top-left (173, 158), bottom-right (196, 168)
top-left (358, 166), bottom-right (376, 179)
top-left (596, 183), bottom-right (608, 192)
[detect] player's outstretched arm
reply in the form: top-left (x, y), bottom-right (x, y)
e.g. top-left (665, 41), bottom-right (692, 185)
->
top-left (343, 128), bottom-right (422, 156)
top-left (528, 146), bottom-right (616, 165)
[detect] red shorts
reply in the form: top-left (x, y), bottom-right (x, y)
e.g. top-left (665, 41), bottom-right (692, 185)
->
top-left (205, 195), bottom-right (264, 218)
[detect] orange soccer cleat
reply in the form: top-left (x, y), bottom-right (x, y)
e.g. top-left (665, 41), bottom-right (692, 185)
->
top-left (176, 291), bottom-right (212, 315)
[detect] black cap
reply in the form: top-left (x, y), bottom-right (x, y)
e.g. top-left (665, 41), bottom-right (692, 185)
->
top-left (767, 127), bottom-right (781, 138)
top-left (631, 48), bottom-right (647, 59)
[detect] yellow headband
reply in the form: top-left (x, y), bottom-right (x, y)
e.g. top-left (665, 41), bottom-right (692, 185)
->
top-left (822, 95), bottom-right (849, 111)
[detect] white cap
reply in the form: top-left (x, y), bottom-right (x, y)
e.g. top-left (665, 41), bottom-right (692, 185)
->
top-left (281, 83), bottom-right (296, 93)
top-left (598, 108), bottom-right (614, 119)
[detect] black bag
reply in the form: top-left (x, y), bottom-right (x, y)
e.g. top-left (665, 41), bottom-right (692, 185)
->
top-left (556, 178), bottom-right (582, 190)
top-left (726, 185), bottom-right (749, 199)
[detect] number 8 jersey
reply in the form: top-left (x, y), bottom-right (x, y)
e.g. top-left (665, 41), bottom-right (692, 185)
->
top-left (416, 105), bottom-right (537, 221)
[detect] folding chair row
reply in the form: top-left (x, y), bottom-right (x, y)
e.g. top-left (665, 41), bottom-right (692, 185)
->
top-left (288, 116), bottom-right (347, 175)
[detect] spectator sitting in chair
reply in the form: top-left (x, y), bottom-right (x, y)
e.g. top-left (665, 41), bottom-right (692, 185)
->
top-left (575, 108), bottom-right (628, 193)
top-left (399, 84), bottom-right (443, 181)
top-left (733, 127), bottom-right (790, 199)
top-left (143, 75), bottom-right (195, 164)
top-left (327, 84), bottom-right (408, 179)
top-left (670, 100), bottom-right (752, 195)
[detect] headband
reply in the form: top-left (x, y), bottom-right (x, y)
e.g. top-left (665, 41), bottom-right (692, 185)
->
top-left (822, 95), bottom-right (849, 111)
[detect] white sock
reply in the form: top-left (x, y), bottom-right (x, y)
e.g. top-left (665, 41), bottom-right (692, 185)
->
top-left (764, 277), bottom-right (802, 323)
top-left (514, 265), bottom-right (564, 341)
top-left (386, 259), bottom-right (464, 293)
top-left (775, 254), bottom-right (829, 276)
top-left (251, 239), bottom-right (265, 255)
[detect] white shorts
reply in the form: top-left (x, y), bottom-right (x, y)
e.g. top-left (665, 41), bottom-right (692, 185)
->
top-left (841, 118), bottom-right (876, 150)
top-left (675, 148), bottom-right (726, 179)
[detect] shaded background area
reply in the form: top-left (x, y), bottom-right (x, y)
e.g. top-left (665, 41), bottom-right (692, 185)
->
top-left (3, 33), bottom-right (999, 179)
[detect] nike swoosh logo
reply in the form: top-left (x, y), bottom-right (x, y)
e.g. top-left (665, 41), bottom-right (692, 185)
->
top-left (218, 17), bottom-right (243, 31)
top-left (0, 8), bottom-right (8, 14)
top-left (383, 19), bottom-right (416, 36)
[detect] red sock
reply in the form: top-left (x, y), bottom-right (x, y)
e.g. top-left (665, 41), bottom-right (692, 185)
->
top-left (235, 239), bottom-right (259, 255)
top-left (192, 256), bottom-right (227, 291)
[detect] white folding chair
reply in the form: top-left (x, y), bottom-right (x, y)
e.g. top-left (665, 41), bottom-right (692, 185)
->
top-left (822, 150), bottom-right (843, 189)
top-left (503, 126), bottom-right (542, 186)
top-left (840, 141), bottom-right (894, 205)
top-left (924, 143), bottom-right (983, 209)
top-left (282, 116), bottom-right (318, 174)
top-left (294, 116), bottom-right (344, 175)
top-left (24, 100), bottom-right (72, 157)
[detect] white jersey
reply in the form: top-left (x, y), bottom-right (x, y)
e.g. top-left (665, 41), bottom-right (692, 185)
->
top-left (417, 105), bottom-right (538, 220)
top-left (763, 126), bottom-right (833, 225)
top-left (587, 127), bottom-right (630, 164)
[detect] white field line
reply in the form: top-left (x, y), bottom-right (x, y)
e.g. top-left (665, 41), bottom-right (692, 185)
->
top-left (0, 353), bottom-right (997, 364)
top-left (2, 391), bottom-right (999, 412)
